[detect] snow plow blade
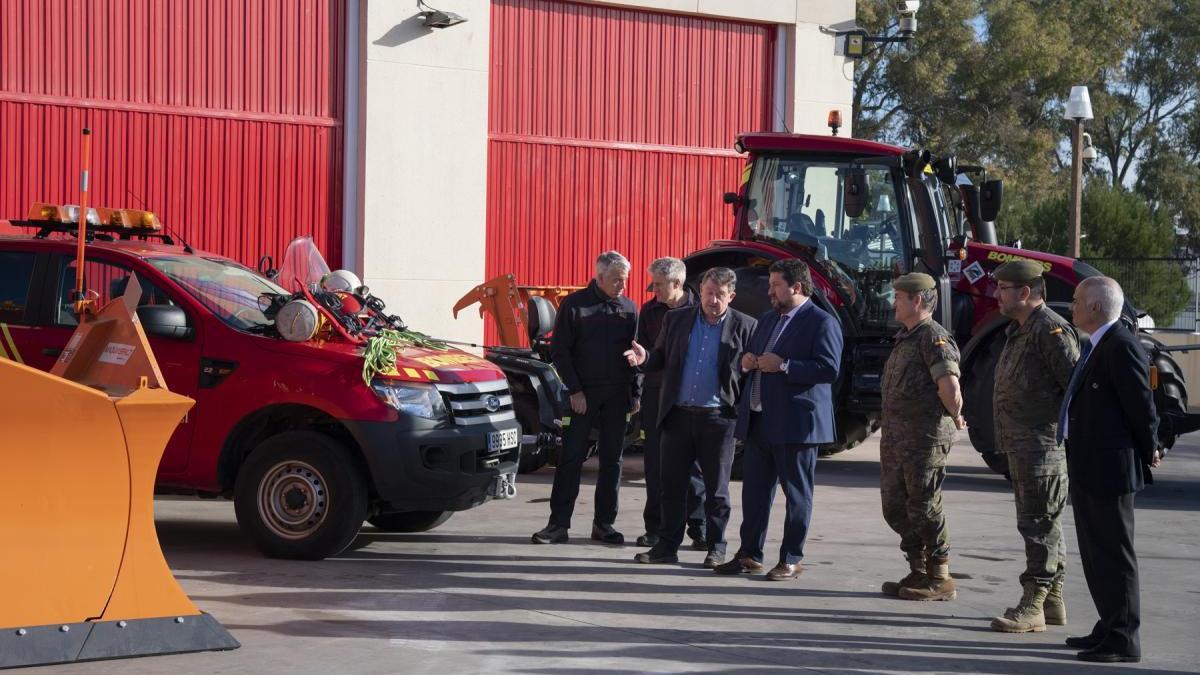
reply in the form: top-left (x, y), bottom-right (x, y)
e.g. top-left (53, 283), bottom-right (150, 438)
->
top-left (0, 277), bottom-right (238, 669)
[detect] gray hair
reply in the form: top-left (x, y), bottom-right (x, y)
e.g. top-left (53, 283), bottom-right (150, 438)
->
top-left (1081, 276), bottom-right (1124, 323)
top-left (647, 257), bottom-right (686, 284)
top-left (594, 250), bottom-right (631, 277)
top-left (915, 288), bottom-right (938, 313)
top-left (699, 266), bottom-right (737, 293)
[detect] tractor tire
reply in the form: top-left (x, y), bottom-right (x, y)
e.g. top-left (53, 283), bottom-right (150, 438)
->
top-left (234, 431), bottom-right (369, 560)
top-left (367, 510), bottom-right (453, 533)
top-left (1140, 334), bottom-right (1189, 453)
top-left (962, 332), bottom-right (1010, 479)
top-left (514, 395), bottom-right (549, 474)
top-left (819, 412), bottom-right (876, 457)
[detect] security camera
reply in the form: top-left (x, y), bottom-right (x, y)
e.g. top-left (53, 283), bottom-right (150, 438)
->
top-left (896, 0), bottom-right (920, 35)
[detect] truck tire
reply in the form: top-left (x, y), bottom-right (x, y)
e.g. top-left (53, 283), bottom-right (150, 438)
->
top-left (819, 413), bottom-right (876, 456)
top-left (962, 333), bottom-right (1010, 479)
top-left (514, 396), bottom-right (549, 473)
top-left (1140, 334), bottom-right (1188, 452)
top-left (234, 431), bottom-right (368, 560)
top-left (367, 510), bottom-right (453, 533)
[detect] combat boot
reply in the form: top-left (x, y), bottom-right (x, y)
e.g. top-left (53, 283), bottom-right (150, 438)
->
top-left (882, 556), bottom-right (926, 596)
top-left (1043, 577), bottom-right (1067, 626)
top-left (991, 582), bottom-right (1048, 633)
top-left (898, 556), bottom-right (956, 601)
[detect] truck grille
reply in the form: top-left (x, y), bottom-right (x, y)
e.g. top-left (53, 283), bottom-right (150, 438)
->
top-left (435, 379), bottom-right (516, 426)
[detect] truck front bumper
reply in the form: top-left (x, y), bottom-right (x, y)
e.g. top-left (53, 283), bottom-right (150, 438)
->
top-left (344, 416), bottom-right (521, 513)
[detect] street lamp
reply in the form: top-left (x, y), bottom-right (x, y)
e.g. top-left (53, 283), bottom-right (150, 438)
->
top-left (1064, 85), bottom-right (1093, 258)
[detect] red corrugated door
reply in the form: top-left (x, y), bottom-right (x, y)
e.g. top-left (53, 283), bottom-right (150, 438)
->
top-left (487, 0), bottom-right (773, 336)
top-left (0, 0), bottom-right (344, 267)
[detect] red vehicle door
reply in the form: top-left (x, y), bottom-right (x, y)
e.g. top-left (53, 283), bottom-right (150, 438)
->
top-left (32, 254), bottom-right (204, 475)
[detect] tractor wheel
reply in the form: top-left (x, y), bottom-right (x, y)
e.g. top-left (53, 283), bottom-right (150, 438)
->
top-left (514, 395), bottom-right (548, 474)
top-left (819, 412), bottom-right (876, 457)
top-left (962, 333), bottom-right (1010, 479)
top-left (1140, 334), bottom-right (1189, 454)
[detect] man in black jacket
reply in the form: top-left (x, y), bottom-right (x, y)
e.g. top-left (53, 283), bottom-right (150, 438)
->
top-left (1060, 276), bottom-right (1161, 663)
top-left (624, 267), bottom-right (756, 568)
top-left (635, 257), bottom-right (706, 549)
top-left (533, 251), bottom-right (639, 545)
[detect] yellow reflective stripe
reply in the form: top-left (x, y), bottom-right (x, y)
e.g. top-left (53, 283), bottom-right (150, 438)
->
top-left (423, 370), bottom-right (438, 381)
top-left (1, 324), bottom-right (23, 364)
top-left (0, 333), bottom-right (8, 360)
top-left (403, 367), bottom-right (420, 378)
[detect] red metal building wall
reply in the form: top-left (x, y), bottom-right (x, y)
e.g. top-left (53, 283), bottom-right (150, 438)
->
top-left (487, 0), bottom-right (774, 333)
top-left (0, 0), bottom-right (344, 267)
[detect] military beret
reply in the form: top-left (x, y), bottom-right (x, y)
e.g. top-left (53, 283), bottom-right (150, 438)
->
top-left (893, 272), bottom-right (936, 293)
top-left (993, 260), bottom-right (1044, 283)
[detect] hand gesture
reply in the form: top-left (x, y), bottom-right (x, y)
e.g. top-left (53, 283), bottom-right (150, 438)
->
top-left (740, 352), bottom-right (759, 371)
top-left (1151, 449), bottom-right (1163, 468)
top-left (624, 341), bottom-right (647, 367)
top-left (570, 391), bottom-right (587, 415)
top-left (953, 415), bottom-right (967, 430)
top-left (757, 352), bottom-right (784, 373)
top-left (630, 397), bottom-right (641, 415)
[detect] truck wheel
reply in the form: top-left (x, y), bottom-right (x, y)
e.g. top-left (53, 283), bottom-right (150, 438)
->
top-left (367, 511), bottom-right (453, 533)
top-left (515, 396), bottom-right (548, 473)
top-left (1140, 334), bottom-right (1188, 452)
top-left (234, 431), bottom-right (368, 560)
top-left (819, 413), bottom-right (875, 456)
top-left (962, 334), bottom-right (1010, 479)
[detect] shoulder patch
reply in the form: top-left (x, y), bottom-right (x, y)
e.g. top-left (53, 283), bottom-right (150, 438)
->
top-left (934, 339), bottom-right (946, 347)
top-left (1049, 327), bottom-right (1063, 336)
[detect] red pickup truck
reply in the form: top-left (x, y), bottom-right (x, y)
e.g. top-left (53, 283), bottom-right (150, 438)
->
top-left (0, 210), bottom-right (520, 559)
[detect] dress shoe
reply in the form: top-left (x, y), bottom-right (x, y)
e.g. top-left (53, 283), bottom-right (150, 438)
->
top-left (1065, 634), bottom-right (1103, 650)
top-left (633, 548), bottom-right (678, 564)
top-left (713, 554), bottom-right (764, 575)
top-left (766, 562), bottom-right (800, 581)
top-left (702, 551), bottom-right (726, 569)
top-left (531, 525), bottom-right (568, 544)
top-left (636, 533), bottom-right (660, 547)
top-left (1077, 647), bottom-right (1140, 663)
top-left (591, 523), bottom-right (625, 545)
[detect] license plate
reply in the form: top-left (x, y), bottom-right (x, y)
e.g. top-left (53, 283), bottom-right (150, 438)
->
top-left (488, 428), bottom-right (519, 451)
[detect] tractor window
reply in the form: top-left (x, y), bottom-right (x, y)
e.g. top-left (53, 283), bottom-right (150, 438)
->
top-left (0, 251), bottom-right (36, 324)
top-left (745, 158), bottom-right (908, 329)
top-left (54, 259), bottom-right (176, 327)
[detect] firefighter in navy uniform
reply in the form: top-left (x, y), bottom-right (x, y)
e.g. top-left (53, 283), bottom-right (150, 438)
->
top-left (532, 251), bottom-right (639, 545)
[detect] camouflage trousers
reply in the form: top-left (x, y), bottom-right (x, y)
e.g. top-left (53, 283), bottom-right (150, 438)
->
top-left (1006, 449), bottom-right (1068, 588)
top-left (880, 443), bottom-right (950, 559)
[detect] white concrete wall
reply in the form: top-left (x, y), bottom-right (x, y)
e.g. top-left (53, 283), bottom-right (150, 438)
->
top-left (359, 0), bottom-right (491, 344)
top-left (357, 0), bottom-right (856, 343)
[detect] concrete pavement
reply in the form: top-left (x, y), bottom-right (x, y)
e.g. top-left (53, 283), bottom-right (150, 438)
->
top-left (43, 433), bottom-right (1200, 674)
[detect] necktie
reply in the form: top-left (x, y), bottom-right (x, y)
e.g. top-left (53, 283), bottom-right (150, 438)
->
top-left (1057, 338), bottom-right (1094, 444)
top-left (750, 313), bottom-right (788, 411)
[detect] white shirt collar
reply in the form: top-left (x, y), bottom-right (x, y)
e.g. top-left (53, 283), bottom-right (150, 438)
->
top-left (1088, 319), bottom-right (1119, 349)
top-left (778, 298), bottom-right (807, 324)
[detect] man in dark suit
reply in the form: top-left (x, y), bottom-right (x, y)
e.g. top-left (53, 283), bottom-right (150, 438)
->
top-left (1060, 276), bottom-right (1162, 663)
top-left (714, 259), bottom-right (842, 581)
top-left (532, 251), bottom-right (639, 546)
top-left (623, 267), bottom-right (756, 568)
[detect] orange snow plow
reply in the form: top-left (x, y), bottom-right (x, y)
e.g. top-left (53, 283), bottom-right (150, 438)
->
top-left (0, 129), bottom-right (238, 668)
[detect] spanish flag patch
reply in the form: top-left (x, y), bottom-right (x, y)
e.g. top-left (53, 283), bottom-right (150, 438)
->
top-left (1049, 327), bottom-right (1063, 336)
top-left (934, 339), bottom-right (946, 347)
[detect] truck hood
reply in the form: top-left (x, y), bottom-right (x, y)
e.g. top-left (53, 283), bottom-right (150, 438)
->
top-left (251, 336), bottom-right (505, 385)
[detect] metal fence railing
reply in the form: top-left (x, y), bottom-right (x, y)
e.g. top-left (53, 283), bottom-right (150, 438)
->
top-left (1080, 258), bottom-right (1200, 332)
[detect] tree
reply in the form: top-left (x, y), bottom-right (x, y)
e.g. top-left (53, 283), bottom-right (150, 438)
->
top-left (1002, 184), bottom-right (1190, 323)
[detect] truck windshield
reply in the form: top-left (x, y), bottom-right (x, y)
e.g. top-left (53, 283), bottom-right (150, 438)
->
top-left (148, 256), bottom-right (288, 331)
top-left (745, 157), bottom-right (907, 328)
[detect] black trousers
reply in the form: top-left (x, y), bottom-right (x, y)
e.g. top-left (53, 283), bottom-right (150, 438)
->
top-left (641, 386), bottom-right (706, 538)
top-left (1071, 486), bottom-right (1141, 656)
top-left (549, 384), bottom-right (629, 529)
top-left (656, 407), bottom-right (736, 555)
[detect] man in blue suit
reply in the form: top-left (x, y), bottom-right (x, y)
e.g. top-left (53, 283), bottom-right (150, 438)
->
top-left (713, 259), bottom-right (842, 581)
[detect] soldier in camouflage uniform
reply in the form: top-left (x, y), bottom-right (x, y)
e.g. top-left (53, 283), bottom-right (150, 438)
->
top-left (988, 260), bottom-right (1080, 633)
top-left (879, 273), bottom-right (965, 602)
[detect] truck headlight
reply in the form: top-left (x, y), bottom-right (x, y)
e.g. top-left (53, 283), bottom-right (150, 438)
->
top-left (371, 380), bottom-right (448, 420)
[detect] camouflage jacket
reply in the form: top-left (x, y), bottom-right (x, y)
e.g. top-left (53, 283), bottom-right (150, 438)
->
top-left (993, 304), bottom-right (1079, 454)
top-left (880, 319), bottom-right (961, 449)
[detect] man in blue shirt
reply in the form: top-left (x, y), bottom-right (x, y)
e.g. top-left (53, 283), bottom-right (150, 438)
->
top-left (624, 268), bottom-right (756, 567)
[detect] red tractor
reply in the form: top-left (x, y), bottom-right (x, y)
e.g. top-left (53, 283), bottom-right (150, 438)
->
top-left (684, 130), bottom-right (1196, 473)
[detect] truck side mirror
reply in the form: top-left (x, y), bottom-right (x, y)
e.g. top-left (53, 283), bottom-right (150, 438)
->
top-left (960, 184), bottom-right (982, 224)
top-left (137, 305), bottom-right (194, 340)
top-left (980, 179), bottom-right (1003, 221)
top-left (843, 170), bottom-right (869, 219)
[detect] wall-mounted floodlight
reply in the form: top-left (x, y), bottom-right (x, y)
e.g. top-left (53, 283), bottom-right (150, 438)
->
top-left (417, 0), bottom-right (467, 28)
